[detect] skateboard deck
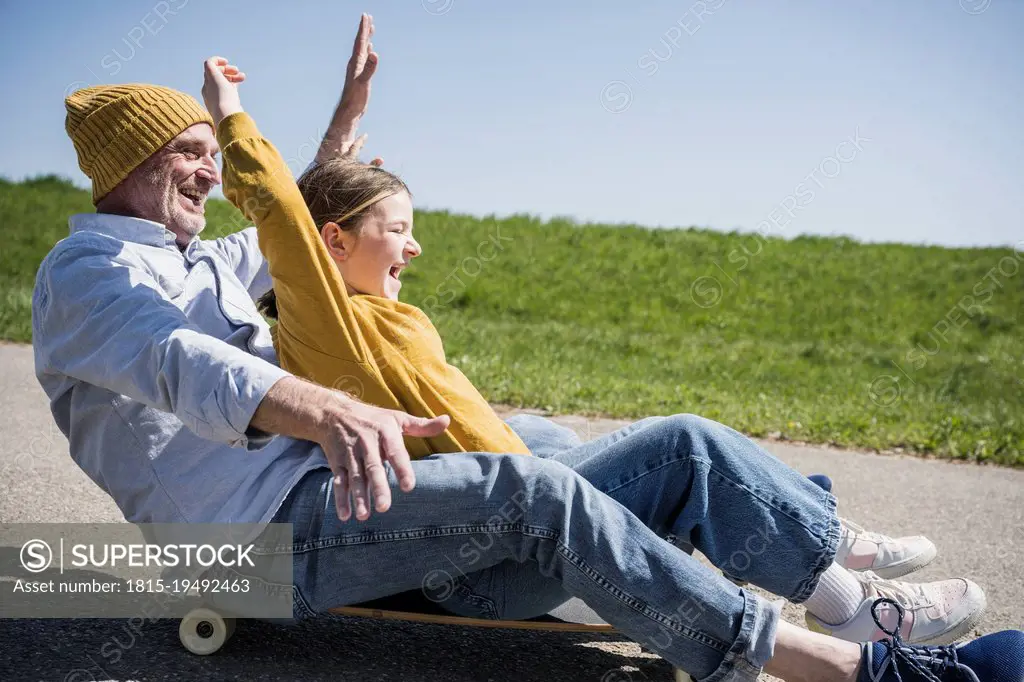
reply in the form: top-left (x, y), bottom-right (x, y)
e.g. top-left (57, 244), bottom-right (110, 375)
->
top-left (330, 590), bottom-right (613, 632)
top-left (177, 591), bottom-right (613, 657)
top-left (328, 590), bottom-right (692, 682)
top-left (180, 590), bottom-right (692, 680)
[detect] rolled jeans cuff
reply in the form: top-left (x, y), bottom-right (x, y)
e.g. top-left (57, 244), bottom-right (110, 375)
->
top-left (790, 489), bottom-right (842, 604)
top-left (702, 591), bottom-right (784, 682)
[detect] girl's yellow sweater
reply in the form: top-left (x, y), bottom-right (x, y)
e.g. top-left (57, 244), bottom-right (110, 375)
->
top-left (218, 113), bottom-right (530, 458)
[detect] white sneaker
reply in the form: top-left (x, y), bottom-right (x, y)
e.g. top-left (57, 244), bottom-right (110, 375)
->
top-left (835, 517), bottom-right (937, 579)
top-left (805, 571), bottom-right (987, 646)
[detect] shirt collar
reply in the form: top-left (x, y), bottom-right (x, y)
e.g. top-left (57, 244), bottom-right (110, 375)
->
top-left (68, 213), bottom-right (195, 253)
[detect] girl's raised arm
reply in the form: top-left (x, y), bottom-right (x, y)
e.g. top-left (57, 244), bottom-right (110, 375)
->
top-left (203, 57), bottom-right (370, 363)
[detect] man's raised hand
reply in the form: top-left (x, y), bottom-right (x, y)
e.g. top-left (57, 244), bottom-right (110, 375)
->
top-left (315, 13), bottom-right (384, 166)
top-left (340, 13), bottom-right (379, 122)
top-left (341, 133), bottom-right (384, 167)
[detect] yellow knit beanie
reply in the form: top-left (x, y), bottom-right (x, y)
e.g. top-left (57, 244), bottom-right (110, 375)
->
top-left (65, 84), bottom-right (214, 204)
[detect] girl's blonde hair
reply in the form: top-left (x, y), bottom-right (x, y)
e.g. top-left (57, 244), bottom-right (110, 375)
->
top-left (257, 159), bottom-right (411, 319)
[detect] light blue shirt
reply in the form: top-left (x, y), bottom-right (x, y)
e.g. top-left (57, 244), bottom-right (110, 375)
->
top-left (32, 213), bottom-right (328, 524)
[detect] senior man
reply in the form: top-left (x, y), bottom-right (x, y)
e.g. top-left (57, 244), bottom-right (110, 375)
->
top-left (31, 17), bottom-right (1023, 682)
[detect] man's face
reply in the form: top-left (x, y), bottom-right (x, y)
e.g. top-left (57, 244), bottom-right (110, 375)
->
top-left (109, 123), bottom-right (221, 246)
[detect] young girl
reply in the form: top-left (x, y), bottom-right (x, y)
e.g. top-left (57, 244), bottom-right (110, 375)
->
top-left (203, 59), bottom-right (530, 460)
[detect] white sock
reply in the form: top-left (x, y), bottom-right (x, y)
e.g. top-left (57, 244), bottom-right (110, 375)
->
top-left (802, 562), bottom-right (866, 625)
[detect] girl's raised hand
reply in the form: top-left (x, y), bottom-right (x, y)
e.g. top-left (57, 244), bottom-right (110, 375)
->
top-left (201, 56), bottom-right (246, 127)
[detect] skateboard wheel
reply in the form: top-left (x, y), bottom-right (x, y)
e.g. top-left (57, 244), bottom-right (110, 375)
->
top-left (179, 607), bottom-right (236, 655)
top-left (674, 669), bottom-right (693, 682)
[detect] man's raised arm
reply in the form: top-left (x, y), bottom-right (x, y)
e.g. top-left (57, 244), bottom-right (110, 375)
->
top-left (314, 13), bottom-right (380, 166)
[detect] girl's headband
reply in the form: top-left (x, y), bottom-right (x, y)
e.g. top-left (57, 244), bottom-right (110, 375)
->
top-left (331, 190), bottom-right (398, 226)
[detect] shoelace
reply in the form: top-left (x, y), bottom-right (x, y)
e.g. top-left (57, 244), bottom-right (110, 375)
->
top-left (842, 517), bottom-right (896, 545)
top-left (871, 597), bottom-right (965, 682)
top-left (859, 571), bottom-right (936, 609)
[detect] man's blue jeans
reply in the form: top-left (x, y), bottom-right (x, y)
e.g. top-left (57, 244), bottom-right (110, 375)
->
top-left (271, 414), bottom-right (840, 682)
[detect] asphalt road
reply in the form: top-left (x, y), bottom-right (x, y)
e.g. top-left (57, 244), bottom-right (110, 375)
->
top-left (1, 342), bottom-right (1021, 682)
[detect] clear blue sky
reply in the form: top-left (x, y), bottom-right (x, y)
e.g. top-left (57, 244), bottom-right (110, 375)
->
top-left (1, 0), bottom-right (1021, 247)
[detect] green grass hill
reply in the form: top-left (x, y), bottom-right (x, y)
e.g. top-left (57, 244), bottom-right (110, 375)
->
top-left (3, 175), bottom-right (1022, 465)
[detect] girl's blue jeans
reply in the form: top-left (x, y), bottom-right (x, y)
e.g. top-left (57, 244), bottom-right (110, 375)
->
top-left (271, 414), bottom-right (840, 682)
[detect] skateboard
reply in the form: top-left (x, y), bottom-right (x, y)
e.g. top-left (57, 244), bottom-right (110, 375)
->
top-left (179, 475), bottom-right (836, 676)
top-left (179, 590), bottom-right (694, 681)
